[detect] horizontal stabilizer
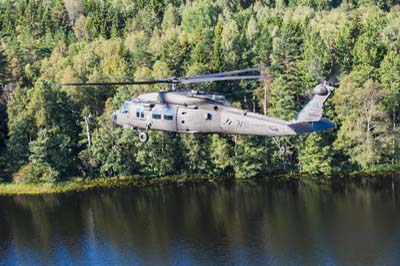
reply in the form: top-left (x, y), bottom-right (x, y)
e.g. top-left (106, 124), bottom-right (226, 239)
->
top-left (289, 118), bottom-right (335, 134)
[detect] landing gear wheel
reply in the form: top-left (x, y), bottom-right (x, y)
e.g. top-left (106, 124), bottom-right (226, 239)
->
top-left (139, 132), bottom-right (149, 143)
top-left (168, 131), bottom-right (176, 138)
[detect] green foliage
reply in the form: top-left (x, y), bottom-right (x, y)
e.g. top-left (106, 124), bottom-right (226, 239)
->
top-left (181, 134), bottom-right (212, 175)
top-left (334, 14), bottom-right (360, 72)
top-left (1, 0), bottom-right (400, 184)
top-left (181, 0), bottom-right (220, 34)
top-left (161, 35), bottom-right (191, 76)
top-left (90, 127), bottom-right (139, 177)
top-left (299, 133), bottom-right (333, 177)
top-left (211, 18), bottom-right (224, 72)
top-left (380, 51), bottom-right (400, 114)
top-left (270, 18), bottom-right (305, 120)
top-left (334, 77), bottom-right (390, 168)
top-left (233, 136), bottom-right (266, 178)
top-left (6, 87), bottom-right (34, 172)
top-left (29, 126), bottom-right (74, 180)
top-left (210, 134), bottom-right (233, 176)
top-left (51, 0), bottom-right (72, 34)
top-left (0, 49), bottom-right (8, 155)
top-left (302, 29), bottom-right (330, 86)
top-left (12, 162), bottom-right (58, 184)
top-left (379, 51), bottom-right (400, 162)
top-left (6, 81), bottom-right (79, 181)
top-left (0, 48), bottom-right (7, 83)
top-left (136, 131), bottom-right (180, 177)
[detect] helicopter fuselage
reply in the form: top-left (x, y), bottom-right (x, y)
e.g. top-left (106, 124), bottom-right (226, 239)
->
top-left (111, 88), bottom-right (335, 142)
top-left (114, 102), bottom-right (295, 136)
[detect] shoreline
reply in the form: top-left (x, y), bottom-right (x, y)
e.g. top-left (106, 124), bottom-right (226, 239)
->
top-left (0, 165), bottom-right (399, 196)
top-left (0, 175), bottom-right (232, 196)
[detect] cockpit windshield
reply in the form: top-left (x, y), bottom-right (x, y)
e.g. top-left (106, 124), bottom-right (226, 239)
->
top-left (120, 100), bottom-right (131, 113)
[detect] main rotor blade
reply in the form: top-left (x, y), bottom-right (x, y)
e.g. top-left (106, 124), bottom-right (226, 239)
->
top-left (180, 75), bottom-right (272, 84)
top-left (59, 67), bottom-right (274, 86)
top-left (189, 66), bottom-right (272, 79)
top-left (60, 79), bottom-right (174, 86)
top-left (96, 68), bottom-right (270, 82)
top-left (97, 74), bottom-right (134, 80)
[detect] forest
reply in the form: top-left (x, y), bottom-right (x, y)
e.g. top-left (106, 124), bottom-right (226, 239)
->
top-left (0, 0), bottom-right (399, 183)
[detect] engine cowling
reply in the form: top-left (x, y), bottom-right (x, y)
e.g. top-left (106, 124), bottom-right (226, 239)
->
top-left (163, 91), bottom-right (208, 105)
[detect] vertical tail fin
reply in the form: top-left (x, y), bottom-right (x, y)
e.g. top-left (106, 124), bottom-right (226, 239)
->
top-left (294, 82), bottom-right (334, 123)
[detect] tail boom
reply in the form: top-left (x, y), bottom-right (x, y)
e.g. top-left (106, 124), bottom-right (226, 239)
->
top-left (288, 118), bottom-right (335, 134)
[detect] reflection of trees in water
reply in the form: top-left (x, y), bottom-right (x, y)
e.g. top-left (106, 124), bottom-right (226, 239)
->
top-left (1, 182), bottom-right (400, 265)
top-left (1, 194), bottom-right (85, 263)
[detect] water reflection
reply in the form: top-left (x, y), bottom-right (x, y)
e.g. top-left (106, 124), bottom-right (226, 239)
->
top-left (0, 180), bottom-right (400, 266)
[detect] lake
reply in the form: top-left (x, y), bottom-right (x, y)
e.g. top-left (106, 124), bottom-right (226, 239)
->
top-left (0, 179), bottom-right (400, 266)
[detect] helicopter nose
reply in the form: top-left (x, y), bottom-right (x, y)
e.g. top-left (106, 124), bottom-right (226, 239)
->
top-left (112, 112), bottom-right (118, 123)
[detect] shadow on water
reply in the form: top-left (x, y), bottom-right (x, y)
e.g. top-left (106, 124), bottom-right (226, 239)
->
top-left (0, 178), bottom-right (400, 266)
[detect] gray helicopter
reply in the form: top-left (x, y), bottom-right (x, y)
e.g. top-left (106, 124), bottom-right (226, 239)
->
top-left (63, 67), bottom-right (335, 142)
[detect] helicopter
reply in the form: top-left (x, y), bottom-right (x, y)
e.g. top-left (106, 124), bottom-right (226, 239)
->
top-left (62, 67), bottom-right (335, 143)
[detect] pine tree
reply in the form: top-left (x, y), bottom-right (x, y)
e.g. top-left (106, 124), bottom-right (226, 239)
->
top-left (298, 133), bottom-right (333, 177)
top-left (181, 134), bottom-right (212, 176)
top-left (380, 51), bottom-right (400, 163)
top-left (211, 18), bottom-right (224, 72)
top-left (210, 134), bottom-right (233, 176)
top-left (335, 14), bottom-right (360, 73)
top-left (233, 136), bottom-right (266, 179)
top-left (269, 19), bottom-right (305, 120)
top-left (136, 131), bottom-right (180, 177)
top-left (52, 0), bottom-right (72, 34)
top-left (28, 127), bottom-right (60, 183)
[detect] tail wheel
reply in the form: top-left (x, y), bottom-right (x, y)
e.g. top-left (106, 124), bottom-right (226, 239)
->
top-left (139, 132), bottom-right (149, 143)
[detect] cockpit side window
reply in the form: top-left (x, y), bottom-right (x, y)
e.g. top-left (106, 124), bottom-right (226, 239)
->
top-left (120, 101), bottom-right (130, 114)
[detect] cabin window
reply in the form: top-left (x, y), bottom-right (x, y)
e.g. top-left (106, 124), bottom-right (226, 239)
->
top-left (152, 106), bottom-right (161, 120)
top-left (136, 106), bottom-right (145, 119)
top-left (204, 113), bottom-right (212, 120)
top-left (164, 107), bottom-right (174, 121)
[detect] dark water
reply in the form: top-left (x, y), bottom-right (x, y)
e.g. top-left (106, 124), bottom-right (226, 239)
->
top-left (1, 180), bottom-right (400, 266)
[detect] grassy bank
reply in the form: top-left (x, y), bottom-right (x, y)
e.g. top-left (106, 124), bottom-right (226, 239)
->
top-left (0, 175), bottom-right (231, 196)
top-left (1, 164), bottom-right (399, 196)
top-left (345, 164), bottom-right (400, 178)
